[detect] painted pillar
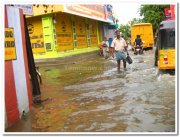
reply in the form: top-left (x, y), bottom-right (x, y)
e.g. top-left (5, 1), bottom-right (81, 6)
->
top-left (5, 6), bottom-right (20, 128)
top-left (42, 15), bottom-right (56, 51)
top-left (99, 22), bottom-right (103, 44)
top-left (96, 21), bottom-right (100, 44)
top-left (5, 6), bottom-right (32, 128)
top-left (86, 18), bottom-right (91, 47)
top-left (71, 15), bottom-right (77, 48)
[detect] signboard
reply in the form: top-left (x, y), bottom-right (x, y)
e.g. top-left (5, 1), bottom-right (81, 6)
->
top-left (5, 28), bottom-right (17, 60)
top-left (170, 5), bottom-right (175, 20)
top-left (65, 4), bottom-right (104, 19)
top-left (108, 24), bottom-right (119, 29)
top-left (27, 17), bottom-right (45, 53)
top-left (104, 5), bottom-right (113, 23)
top-left (164, 8), bottom-right (171, 20)
top-left (64, 4), bottom-right (112, 23)
top-left (14, 5), bottom-right (33, 15)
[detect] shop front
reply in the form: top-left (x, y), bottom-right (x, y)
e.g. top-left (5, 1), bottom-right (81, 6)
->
top-left (26, 4), bottom-right (114, 58)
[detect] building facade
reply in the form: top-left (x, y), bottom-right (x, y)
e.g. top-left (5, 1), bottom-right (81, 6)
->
top-left (26, 4), bottom-right (115, 58)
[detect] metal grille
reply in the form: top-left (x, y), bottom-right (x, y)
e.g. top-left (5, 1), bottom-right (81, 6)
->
top-left (46, 43), bottom-right (51, 50)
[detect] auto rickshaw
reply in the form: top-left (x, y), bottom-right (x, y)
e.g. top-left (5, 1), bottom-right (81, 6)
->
top-left (154, 20), bottom-right (175, 70)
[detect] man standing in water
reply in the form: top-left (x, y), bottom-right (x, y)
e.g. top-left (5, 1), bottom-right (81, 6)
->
top-left (111, 31), bottom-right (127, 71)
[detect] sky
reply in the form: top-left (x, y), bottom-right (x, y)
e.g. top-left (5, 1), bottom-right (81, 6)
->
top-left (111, 3), bottom-right (143, 25)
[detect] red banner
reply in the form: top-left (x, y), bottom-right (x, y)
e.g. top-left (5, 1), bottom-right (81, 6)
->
top-left (170, 5), bottom-right (175, 20)
top-left (164, 8), bottom-right (171, 20)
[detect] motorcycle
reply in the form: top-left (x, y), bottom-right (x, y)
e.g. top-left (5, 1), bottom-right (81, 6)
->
top-left (134, 45), bottom-right (143, 55)
top-left (99, 43), bottom-right (110, 59)
top-left (98, 44), bottom-right (103, 56)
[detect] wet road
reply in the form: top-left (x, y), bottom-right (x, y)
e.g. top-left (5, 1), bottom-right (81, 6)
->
top-left (6, 49), bottom-right (175, 132)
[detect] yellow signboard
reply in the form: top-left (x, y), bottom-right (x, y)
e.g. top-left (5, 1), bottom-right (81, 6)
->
top-left (27, 16), bottom-right (45, 53)
top-left (5, 28), bottom-right (17, 60)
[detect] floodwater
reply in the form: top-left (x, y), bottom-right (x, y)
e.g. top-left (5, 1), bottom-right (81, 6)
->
top-left (6, 50), bottom-right (175, 132)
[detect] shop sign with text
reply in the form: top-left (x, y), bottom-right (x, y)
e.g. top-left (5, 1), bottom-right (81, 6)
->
top-left (5, 28), bottom-right (17, 60)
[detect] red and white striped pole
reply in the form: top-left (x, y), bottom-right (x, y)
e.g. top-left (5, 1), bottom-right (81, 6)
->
top-left (5, 5), bottom-right (32, 128)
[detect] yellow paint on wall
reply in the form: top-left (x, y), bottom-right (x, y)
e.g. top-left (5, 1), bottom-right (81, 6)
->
top-left (55, 13), bottom-right (72, 33)
top-left (56, 36), bottom-right (72, 43)
top-left (55, 12), bottom-right (73, 51)
top-left (77, 37), bottom-right (86, 43)
top-left (31, 5), bottom-right (64, 16)
top-left (89, 20), bottom-right (98, 47)
top-left (75, 16), bottom-right (87, 48)
top-left (98, 22), bottom-right (102, 43)
top-left (32, 48), bottom-right (45, 53)
top-left (75, 17), bottom-right (86, 34)
top-left (56, 43), bottom-right (74, 51)
top-left (27, 16), bottom-right (45, 53)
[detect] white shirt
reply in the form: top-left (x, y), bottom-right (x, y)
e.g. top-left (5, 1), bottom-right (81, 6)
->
top-left (101, 40), bottom-right (109, 47)
top-left (111, 37), bottom-right (127, 51)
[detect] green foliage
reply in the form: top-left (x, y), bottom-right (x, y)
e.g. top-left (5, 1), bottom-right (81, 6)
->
top-left (128, 18), bottom-right (143, 26)
top-left (139, 5), bottom-right (170, 33)
top-left (118, 18), bottom-right (142, 42)
top-left (119, 24), bottom-right (131, 41)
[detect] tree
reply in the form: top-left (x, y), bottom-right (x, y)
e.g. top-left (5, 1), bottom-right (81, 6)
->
top-left (118, 18), bottom-right (142, 42)
top-left (128, 18), bottom-right (143, 26)
top-left (119, 24), bottom-right (131, 41)
top-left (139, 5), bottom-right (169, 34)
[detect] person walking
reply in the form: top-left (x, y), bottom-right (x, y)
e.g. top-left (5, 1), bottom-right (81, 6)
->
top-left (111, 31), bottom-right (127, 71)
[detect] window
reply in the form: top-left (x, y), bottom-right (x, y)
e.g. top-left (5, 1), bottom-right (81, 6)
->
top-left (160, 28), bottom-right (175, 49)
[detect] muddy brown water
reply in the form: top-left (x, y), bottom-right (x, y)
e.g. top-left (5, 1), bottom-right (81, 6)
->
top-left (6, 50), bottom-right (175, 132)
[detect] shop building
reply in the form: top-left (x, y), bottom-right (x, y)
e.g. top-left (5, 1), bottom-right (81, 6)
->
top-left (26, 4), bottom-right (116, 59)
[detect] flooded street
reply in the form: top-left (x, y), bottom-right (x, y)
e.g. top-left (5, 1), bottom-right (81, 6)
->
top-left (6, 50), bottom-right (175, 132)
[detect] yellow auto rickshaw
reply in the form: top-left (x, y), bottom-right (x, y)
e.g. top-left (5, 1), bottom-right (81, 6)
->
top-left (154, 20), bottom-right (175, 70)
